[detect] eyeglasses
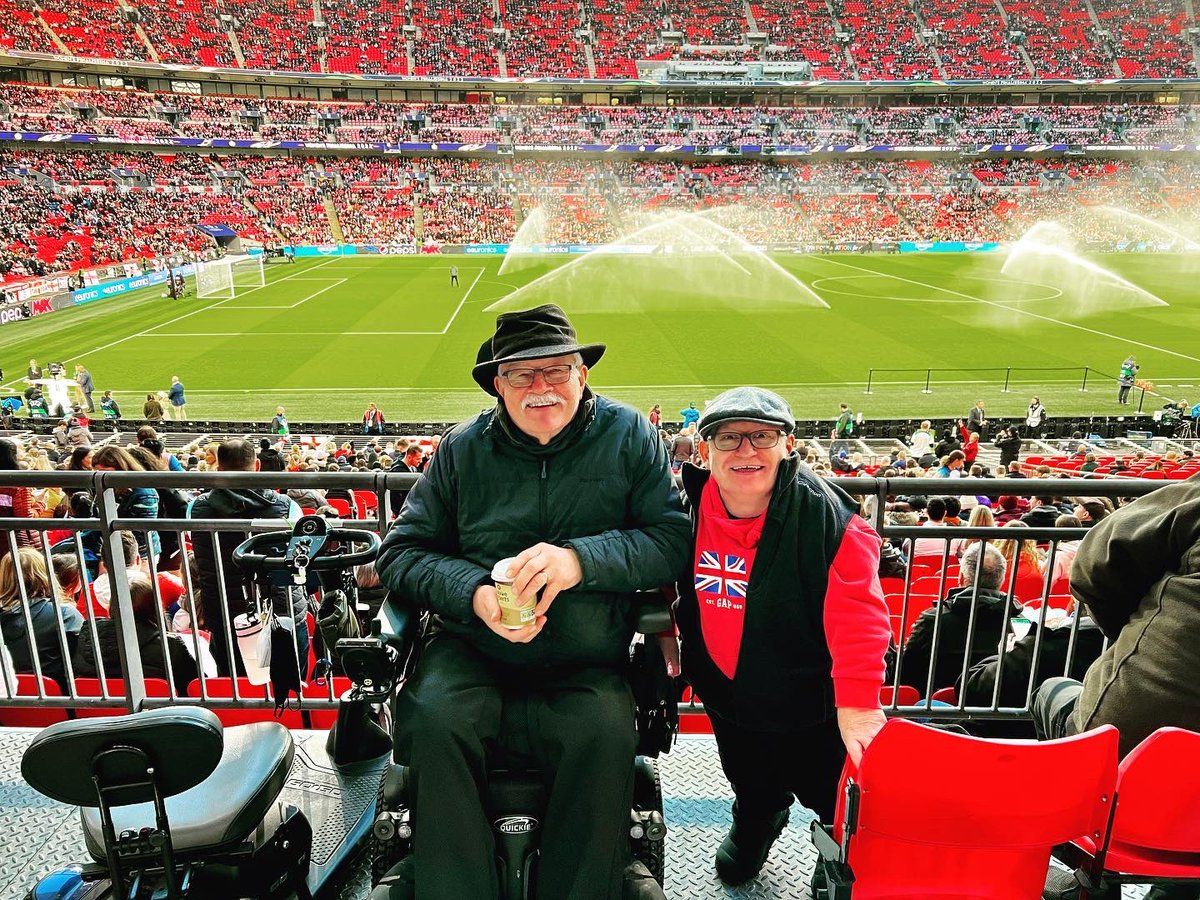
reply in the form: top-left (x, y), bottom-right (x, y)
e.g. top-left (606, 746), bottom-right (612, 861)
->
top-left (710, 429), bottom-right (785, 452)
top-left (498, 364), bottom-right (577, 389)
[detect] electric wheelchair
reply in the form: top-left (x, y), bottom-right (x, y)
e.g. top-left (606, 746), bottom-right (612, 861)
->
top-left (366, 591), bottom-right (679, 900)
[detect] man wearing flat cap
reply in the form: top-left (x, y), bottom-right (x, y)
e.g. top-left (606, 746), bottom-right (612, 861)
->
top-left (675, 386), bottom-right (891, 887)
top-left (376, 304), bottom-right (690, 900)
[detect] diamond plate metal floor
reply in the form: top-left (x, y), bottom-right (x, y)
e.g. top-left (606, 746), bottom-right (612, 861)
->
top-left (0, 729), bottom-right (1150, 900)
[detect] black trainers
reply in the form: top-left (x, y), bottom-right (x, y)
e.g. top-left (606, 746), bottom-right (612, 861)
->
top-left (623, 859), bottom-right (666, 900)
top-left (714, 806), bottom-right (790, 886)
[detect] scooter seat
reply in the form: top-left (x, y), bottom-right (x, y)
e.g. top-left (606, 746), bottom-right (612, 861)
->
top-left (81, 721), bottom-right (294, 859)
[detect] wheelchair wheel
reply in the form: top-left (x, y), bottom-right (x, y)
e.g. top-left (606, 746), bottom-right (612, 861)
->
top-left (370, 763), bottom-right (412, 886)
top-left (631, 757), bottom-right (665, 884)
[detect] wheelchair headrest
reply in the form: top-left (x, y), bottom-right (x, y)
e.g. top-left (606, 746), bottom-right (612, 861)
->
top-left (21, 706), bottom-right (223, 807)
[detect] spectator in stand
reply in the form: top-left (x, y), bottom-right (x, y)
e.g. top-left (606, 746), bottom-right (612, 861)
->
top-left (1033, 475), bottom-right (1200, 900)
top-left (72, 571), bottom-right (198, 694)
top-left (167, 376), bottom-right (187, 420)
top-left (900, 543), bottom-right (1014, 695)
top-left (1046, 514), bottom-right (1084, 583)
top-left (271, 406), bottom-right (289, 436)
top-left (670, 425), bottom-right (696, 473)
top-left (138, 427), bottom-right (183, 473)
top-left (387, 444), bottom-right (426, 516)
top-left (908, 420), bottom-right (936, 466)
top-left (996, 520), bottom-right (1044, 586)
top-left (90, 445), bottom-right (160, 561)
top-left (934, 450), bottom-right (967, 478)
top-left (0, 546), bottom-right (83, 690)
top-left (962, 592), bottom-right (1104, 740)
top-left (188, 438), bottom-right (306, 678)
top-left (910, 497), bottom-right (953, 558)
top-left (0, 437), bottom-right (43, 562)
top-left (364, 402), bottom-right (386, 435)
top-left (648, 404), bottom-right (661, 427)
top-left (1021, 496), bottom-right (1061, 528)
top-left (956, 420), bottom-right (980, 466)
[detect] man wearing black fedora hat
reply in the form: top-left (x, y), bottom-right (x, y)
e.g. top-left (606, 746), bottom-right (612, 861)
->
top-left (377, 304), bottom-right (690, 900)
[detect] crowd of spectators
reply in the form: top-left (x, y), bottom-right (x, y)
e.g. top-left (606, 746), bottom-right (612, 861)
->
top-left (5, 83), bottom-right (1200, 150)
top-left (7, 144), bottom-right (1200, 275)
top-left (1, 0), bottom-right (1199, 79)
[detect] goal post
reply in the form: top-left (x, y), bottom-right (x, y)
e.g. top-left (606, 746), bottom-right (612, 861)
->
top-left (195, 254), bottom-right (266, 299)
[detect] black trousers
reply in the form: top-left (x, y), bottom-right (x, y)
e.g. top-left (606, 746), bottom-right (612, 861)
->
top-left (394, 633), bottom-right (637, 900)
top-left (707, 707), bottom-right (846, 825)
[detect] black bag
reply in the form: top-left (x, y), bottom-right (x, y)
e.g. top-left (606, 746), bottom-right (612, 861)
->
top-left (629, 638), bottom-right (678, 758)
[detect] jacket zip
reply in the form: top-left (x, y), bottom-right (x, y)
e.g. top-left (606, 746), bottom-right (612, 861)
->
top-left (539, 459), bottom-right (548, 532)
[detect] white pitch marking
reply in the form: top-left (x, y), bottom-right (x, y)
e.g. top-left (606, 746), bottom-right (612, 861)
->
top-left (817, 257), bottom-right (1200, 365)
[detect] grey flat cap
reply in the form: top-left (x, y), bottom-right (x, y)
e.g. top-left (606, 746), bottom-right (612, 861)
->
top-left (697, 387), bottom-right (795, 439)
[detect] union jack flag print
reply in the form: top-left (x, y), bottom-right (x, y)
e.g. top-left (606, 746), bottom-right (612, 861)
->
top-left (695, 550), bottom-right (749, 602)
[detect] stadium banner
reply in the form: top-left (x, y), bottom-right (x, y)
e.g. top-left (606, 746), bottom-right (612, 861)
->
top-left (898, 241), bottom-right (1002, 253)
top-left (71, 264), bottom-right (197, 306)
top-left (4, 274), bottom-right (72, 303)
top-left (463, 243), bottom-right (651, 255)
top-left (247, 245), bottom-right (360, 257)
top-left (355, 244), bottom-right (418, 255)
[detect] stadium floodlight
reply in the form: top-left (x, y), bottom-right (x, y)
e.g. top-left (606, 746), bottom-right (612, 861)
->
top-left (195, 254), bottom-right (266, 299)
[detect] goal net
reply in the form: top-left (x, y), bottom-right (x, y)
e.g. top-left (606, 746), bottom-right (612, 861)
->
top-left (195, 254), bottom-right (267, 299)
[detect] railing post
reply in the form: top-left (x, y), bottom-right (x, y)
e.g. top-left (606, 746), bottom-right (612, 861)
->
top-left (95, 477), bottom-right (148, 714)
top-left (922, 368), bottom-right (932, 394)
top-left (1002, 367), bottom-right (1011, 393)
top-left (864, 368), bottom-right (874, 395)
top-left (1137, 386), bottom-right (1146, 413)
top-left (1080, 366), bottom-right (1089, 392)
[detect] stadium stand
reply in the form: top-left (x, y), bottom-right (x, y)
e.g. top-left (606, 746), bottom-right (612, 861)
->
top-left (0, 0), bottom-right (1198, 77)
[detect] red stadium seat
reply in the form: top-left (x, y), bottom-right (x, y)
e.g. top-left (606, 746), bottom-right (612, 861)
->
top-left (879, 685), bottom-right (920, 706)
top-left (813, 720), bottom-right (1119, 898)
top-left (327, 498), bottom-right (353, 517)
top-left (186, 677), bottom-right (303, 727)
top-left (1059, 727), bottom-right (1200, 890)
top-left (73, 677), bottom-right (173, 717)
top-left (0, 675), bottom-right (68, 727)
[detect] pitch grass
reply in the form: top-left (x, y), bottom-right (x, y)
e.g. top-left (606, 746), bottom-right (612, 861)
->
top-left (3, 252), bottom-right (1200, 426)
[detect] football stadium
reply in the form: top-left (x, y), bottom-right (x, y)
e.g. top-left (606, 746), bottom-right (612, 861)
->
top-left (3, 3), bottom-right (1200, 899)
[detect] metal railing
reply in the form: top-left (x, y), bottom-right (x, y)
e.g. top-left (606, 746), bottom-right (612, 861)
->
top-left (0, 470), bottom-right (1176, 727)
top-left (0, 470), bottom-right (416, 719)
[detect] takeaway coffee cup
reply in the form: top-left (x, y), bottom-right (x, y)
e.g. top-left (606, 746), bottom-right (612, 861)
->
top-left (492, 557), bottom-right (537, 629)
top-left (234, 613), bottom-right (271, 685)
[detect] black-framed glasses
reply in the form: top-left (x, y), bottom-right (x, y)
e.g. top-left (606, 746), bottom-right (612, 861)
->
top-left (710, 429), bottom-right (785, 452)
top-left (498, 364), bottom-right (577, 389)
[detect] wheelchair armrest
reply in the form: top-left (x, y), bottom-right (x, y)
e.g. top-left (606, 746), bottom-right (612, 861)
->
top-left (632, 592), bottom-right (673, 635)
top-left (375, 593), bottom-right (420, 653)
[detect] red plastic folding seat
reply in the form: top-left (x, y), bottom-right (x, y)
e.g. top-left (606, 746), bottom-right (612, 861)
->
top-left (812, 719), bottom-right (1119, 898)
top-left (0, 675), bottom-right (68, 727)
top-left (73, 677), bottom-right (173, 718)
top-left (186, 677), bottom-right (303, 727)
top-left (1056, 727), bottom-right (1200, 895)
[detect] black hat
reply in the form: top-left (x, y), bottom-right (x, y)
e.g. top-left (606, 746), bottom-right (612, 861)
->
top-left (472, 304), bottom-right (605, 397)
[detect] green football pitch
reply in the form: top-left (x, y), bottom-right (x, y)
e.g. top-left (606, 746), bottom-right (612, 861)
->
top-left (4, 251), bottom-right (1200, 425)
